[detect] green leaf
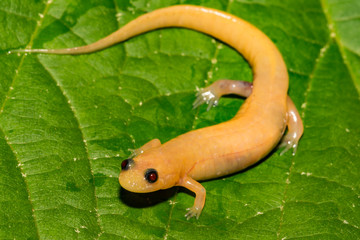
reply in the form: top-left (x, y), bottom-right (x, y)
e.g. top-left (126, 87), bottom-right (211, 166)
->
top-left (1, 0), bottom-right (359, 239)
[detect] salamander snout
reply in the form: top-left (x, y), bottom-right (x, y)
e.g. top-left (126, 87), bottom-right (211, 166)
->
top-left (119, 156), bottom-right (162, 193)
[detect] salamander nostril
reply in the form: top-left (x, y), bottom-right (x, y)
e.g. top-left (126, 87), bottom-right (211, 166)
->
top-left (121, 160), bottom-right (128, 170)
top-left (121, 158), bottom-right (134, 170)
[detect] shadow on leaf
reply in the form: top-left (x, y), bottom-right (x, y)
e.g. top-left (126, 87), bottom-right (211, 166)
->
top-left (119, 187), bottom-right (178, 208)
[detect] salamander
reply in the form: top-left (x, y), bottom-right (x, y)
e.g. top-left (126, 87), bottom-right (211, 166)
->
top-left (10, 5), bottom-right (303, 219)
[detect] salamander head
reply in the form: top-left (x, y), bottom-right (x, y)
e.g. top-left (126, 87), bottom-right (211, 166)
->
top-left (119, 153), bottom-right (179, 193)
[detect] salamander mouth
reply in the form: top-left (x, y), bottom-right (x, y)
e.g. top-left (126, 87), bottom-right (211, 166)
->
top-left (119, 170), bottom-right (156, 193)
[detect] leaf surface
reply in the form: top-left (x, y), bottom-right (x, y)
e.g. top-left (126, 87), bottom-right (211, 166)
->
top-left (1, 0), bottom-right (359, 239)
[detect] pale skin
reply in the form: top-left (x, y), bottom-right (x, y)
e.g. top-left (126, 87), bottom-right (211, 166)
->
top-left (11, 5), bottom-right (303, 219)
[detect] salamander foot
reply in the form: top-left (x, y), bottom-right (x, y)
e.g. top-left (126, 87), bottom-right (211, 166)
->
top-left (185, 206), bottom-right (202, 220)
top-left (193, 87), bottom-right (220, 111)
top-left (279, 133), bottom-right (299, 156)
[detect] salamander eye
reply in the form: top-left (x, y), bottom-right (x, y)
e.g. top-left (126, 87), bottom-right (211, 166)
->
top-left (145, 169), bottom-right (158, 183)
top-left (121, 158), bottom-right (134, 170)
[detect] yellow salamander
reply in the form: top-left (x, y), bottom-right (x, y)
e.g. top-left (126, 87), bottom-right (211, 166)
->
top-left (11, 5), bottom-right (303, 219)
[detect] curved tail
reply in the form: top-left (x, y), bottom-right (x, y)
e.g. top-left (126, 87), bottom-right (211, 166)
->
top-left (10, 5), bottom-right (288, 119)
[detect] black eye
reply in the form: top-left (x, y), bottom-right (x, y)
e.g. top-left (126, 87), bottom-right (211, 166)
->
top-left (145, 169), bottom-right (158, 183)
top-left (121, 159), bottom-right (134, 170)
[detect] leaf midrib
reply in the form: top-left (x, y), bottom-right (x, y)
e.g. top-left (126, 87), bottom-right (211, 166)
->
top-left (320, 0), bottom-right (360, 93)
top-left (1, 0), bottom-right (106, 237)
top-left (0, 1), bottom-right (55, 238)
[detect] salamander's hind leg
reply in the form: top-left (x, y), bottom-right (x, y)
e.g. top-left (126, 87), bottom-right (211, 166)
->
top-left (279, 97), bottom-right (304, 156)
top-left (194, 80), bottom-right (303, 155)
top-left (193, 80), bottom-right (252, 111)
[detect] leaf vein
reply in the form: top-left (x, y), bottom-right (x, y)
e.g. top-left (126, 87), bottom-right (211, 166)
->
top-left (39, 61), bottom-right (104, 237)
top-left (162, 191), bottom-right (178, 240)
top-left (0, 8), bottom-right (35, 20)
top-left (0, 125), bottom-right (40, 238)
top-left (320, 0), bottom-right (359, 92)
top-left (292, 170), bottom-right (359, 194)
top-left (276, 31), bottom-right (333, 238)
top-left (0, 1), bottom-right (56, 238)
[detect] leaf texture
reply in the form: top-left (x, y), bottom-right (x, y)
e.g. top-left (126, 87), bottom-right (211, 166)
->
top-left (0, 0), bottom-right (359, 239)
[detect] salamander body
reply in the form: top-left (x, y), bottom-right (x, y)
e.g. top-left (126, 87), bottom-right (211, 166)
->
top-left (11, 5), bottom-right (303, 219)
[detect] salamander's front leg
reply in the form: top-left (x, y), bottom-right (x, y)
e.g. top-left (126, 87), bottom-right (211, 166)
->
top-left (177, 175), bottom-right (206, 220)
top-left (128, 139), bottom-right (161, 158)
top-left (279, 97), bottom-right (304, 155)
